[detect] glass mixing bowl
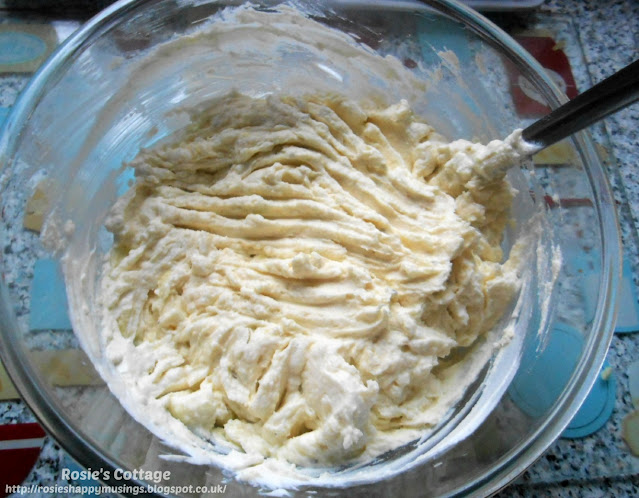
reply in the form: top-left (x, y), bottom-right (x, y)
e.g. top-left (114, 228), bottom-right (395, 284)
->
top-left (0, 0), bottom-right (620, 496)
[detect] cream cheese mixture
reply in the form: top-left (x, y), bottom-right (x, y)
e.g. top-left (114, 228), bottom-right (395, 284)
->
top-left (99, 90), bottom-right (530, 471)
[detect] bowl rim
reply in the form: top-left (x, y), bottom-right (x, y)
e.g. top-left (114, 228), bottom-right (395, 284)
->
top-left (0, 0), bottom-right (621, 496)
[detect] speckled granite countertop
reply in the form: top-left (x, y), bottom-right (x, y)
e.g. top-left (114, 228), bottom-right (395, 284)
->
top-left (0, 0), bottom-right (637, 496)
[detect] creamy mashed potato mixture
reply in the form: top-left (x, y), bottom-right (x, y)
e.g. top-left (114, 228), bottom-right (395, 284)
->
top-left (100, 91), bottom-right (528, 469)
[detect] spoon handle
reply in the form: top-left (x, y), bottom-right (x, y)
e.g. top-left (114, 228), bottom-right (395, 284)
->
top-left (522, 58), bottom-right (639, 149)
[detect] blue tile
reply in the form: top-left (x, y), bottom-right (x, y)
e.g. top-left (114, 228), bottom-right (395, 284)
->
top-left (29, 258), bottom-right (72, 331)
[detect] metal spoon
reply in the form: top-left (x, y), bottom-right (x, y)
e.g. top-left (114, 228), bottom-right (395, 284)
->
top-left (522, 58), bottom-right (639, 151)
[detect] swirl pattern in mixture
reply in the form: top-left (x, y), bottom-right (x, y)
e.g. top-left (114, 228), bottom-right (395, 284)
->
top-left (101, 92), bottom-right (522, 466)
